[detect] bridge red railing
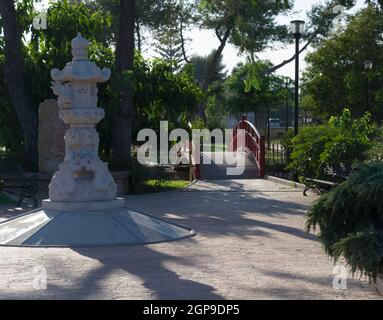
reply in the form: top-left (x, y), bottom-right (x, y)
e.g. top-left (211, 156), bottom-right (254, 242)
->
top-left (230, 116), bottom-right (266, 178)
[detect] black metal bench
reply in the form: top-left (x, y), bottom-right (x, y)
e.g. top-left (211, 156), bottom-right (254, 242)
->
top-left (303, 164), bottom-right (351, 196)
top-left (0, 165), bottom-right (38, 208)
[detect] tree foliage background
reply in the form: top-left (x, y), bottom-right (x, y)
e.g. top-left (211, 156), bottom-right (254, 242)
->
top-left (302, 5), bottom-right (383, 122)
top-left (0, 0), bottom-right (382, 169)
top-left (0, 0), bottom-right (202, 166)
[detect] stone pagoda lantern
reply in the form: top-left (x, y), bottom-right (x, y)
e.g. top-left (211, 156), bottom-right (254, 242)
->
top-left (46, 33), bottom-right (117, 205)
top-left (0, 34), bottom-right (194, 247)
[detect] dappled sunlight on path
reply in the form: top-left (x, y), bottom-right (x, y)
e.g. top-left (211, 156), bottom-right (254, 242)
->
top-left (0, 179), bottom-right (381, 299)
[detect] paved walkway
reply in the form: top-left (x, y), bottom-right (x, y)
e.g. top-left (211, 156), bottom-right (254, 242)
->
top-left (0, 179), bottom-right (381, 299)
top-left (200, 152), bottom-right (259, 180)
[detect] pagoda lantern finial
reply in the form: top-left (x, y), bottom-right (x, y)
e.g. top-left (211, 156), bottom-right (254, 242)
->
top-left (71, 32), bottom-right (90, 61)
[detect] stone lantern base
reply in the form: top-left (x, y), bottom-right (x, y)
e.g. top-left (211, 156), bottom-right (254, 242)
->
top-left (0, 205), bottom-right (195, 247)
top-left (42, 198), bottom-right (126, 211)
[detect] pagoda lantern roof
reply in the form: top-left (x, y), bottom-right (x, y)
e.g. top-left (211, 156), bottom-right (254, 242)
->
top-left (50, 33), bottom-right (111, 83)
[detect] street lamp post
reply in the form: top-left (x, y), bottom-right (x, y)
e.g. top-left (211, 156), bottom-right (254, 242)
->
top-left (284, 78), bottom-right (291, 132)
top-left (290, 20), bottom-right (305, 136)
top-left (364, 60), bottom-right (373, 109)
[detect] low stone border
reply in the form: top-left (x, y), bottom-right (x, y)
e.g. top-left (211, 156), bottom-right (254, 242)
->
top-left (265, 175), bottom-right (320, 195)
top-left (265, 175), bottom-right (306, 190)
top-left (181, 180), bottom-right (198, 191)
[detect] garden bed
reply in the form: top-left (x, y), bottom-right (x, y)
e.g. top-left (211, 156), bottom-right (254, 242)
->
top-left (0, 192), bottom-right (17, 205)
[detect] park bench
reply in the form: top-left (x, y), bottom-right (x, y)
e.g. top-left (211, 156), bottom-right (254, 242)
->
top-left (302, 164), bottom-right (351, 196)
top-left (0, 165), bottom-right (38, 208)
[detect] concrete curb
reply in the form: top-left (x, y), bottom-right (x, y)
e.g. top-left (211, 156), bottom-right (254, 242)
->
top-left (265, 175), bottom-right (321, 196)
top-left (265, 175), bottom-right (307, 190)
top-left (181, 180), bottom-right (199, 191)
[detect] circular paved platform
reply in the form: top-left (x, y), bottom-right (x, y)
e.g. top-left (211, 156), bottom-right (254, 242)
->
top-left (0, 207), bottom-right (195, 247)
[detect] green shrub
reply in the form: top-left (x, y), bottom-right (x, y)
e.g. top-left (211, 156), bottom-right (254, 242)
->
top-left (190, 117), bottom-right (206, 130)
top-left (288, 109), bottom-right (376, 178)
top-left (280, 129), bottom-right (295, 151)
top-left (0, 192), bottom-right (17, 205)
top-left (366, 127), bottom-right (383, 162)
top-left (306, 162), bottom-right (383, 282)
top-left (287, 124), bottom-right (335, 178)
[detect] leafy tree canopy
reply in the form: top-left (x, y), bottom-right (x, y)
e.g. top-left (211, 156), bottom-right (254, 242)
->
top-left (225, 61), bottom-right (287, 116)
top-left (302, 5), bottom-right (383, 121)
top-left (0, 0), bottom-right (203, 163)
top-left (198, 0), bottom-right (292, 54)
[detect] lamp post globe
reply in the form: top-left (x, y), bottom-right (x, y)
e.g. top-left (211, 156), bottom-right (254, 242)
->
top-left (290, 20), bottom-right (305, 37)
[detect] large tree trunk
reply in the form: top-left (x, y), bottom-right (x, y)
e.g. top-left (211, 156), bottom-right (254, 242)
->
top-left (198, 25), bottom-right (231, 120)
top-left (112, 0), bottom-right (135, 169)
top-left (0, 0), bottom-right (38, 170)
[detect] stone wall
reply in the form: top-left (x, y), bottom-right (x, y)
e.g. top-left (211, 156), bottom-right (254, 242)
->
top-left (38, 99), bottom-right (67, 174)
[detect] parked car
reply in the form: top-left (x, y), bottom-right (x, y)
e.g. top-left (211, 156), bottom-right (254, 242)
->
top-left (268, 118), bottom-right (281, 128)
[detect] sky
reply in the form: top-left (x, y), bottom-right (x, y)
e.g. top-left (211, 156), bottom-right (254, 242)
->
top-left (170, 0), bottom-right (366, 78)
top-left (35, 0), bottom-right (367, 79)
top-left (172, 0), bottom-right (324, 77)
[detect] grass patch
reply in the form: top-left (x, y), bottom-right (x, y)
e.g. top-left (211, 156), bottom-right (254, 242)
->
top-left (130, 180), bottom-right (189, 194)
top-left (0, 192), bottom-right (17, 205)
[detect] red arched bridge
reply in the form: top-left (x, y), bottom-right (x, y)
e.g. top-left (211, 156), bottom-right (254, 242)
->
top-left (179, 116), bottom-right (266, 180)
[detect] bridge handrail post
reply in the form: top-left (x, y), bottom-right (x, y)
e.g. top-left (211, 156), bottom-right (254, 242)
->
top-left (259, 135), bottom-right (266, 178)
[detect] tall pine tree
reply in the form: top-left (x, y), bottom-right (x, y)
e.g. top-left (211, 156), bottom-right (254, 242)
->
top-left (154, 25), bottom-right (185, 71)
